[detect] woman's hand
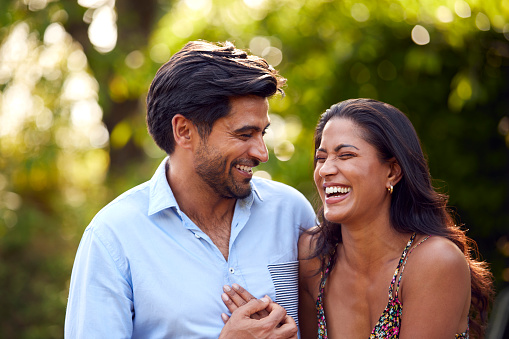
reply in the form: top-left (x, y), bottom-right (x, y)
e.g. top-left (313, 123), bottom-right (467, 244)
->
top-left (221, 283), bottom-right (270, 322)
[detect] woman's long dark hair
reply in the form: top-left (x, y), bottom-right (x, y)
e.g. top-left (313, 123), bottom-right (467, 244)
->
top-left (311, 98), bottom-right (493, 338)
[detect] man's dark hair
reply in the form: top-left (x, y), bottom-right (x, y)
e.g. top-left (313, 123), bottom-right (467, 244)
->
top-left (146, 40), bottom-right (286, 154)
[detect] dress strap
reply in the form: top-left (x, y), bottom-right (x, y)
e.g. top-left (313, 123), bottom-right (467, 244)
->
top-left (316, 245), bottom-right (337, 339)
top-left (394, 234), bottom-right (431, 298)
top-left (388, 233), bottom-right (416, 299)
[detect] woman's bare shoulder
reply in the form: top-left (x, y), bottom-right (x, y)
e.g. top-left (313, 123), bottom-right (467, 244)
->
top-left (402, 235), bottom-right (470, 295)
top-left (410, 235), bottom-right (468, 269)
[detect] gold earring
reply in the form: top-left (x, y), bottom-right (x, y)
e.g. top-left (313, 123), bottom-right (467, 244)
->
top-left (387, 185), bottom-right (393, 194)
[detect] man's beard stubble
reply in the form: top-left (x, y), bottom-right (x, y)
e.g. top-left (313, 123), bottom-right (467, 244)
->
top-left (194, 143), bottom-right (253, 199)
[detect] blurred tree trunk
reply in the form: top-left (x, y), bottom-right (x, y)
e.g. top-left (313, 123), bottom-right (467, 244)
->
top-left (63, 0), bottom-right (160, 178)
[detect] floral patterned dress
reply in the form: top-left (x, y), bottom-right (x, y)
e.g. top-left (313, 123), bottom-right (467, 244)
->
top-left (316, 233), bottom-right (469, 338)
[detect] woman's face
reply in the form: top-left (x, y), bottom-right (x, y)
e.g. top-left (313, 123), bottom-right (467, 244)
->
top-left (314, 117), bottom-right (393, 226)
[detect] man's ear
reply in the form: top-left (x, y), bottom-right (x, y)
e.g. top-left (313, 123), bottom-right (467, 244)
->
top-left (172, 114), bottom-right (195, 150)
top-left (387, 157), bottom-right (403, 186)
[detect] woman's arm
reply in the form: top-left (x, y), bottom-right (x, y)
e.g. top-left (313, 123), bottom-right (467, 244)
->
top-left (398, 236), bottom-right (471, 339)
top-left (298, 231), bottom-right (321, 339)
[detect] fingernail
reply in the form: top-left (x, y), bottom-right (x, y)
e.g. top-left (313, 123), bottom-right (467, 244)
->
top-left (260, 296), bottom-right (269, 303)
top-left (221, 313), bottom-right (229, 322)
top-left (221, 293), bottom-right (229, 301)
top-left (232, 283), bottom-right (240, 290)
top-left (223, 285), bottom-right (231, 292)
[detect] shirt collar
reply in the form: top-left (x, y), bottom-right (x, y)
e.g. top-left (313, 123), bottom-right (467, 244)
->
top-left (148, 157), bottom-right (178, 216)
top-left (148, 156), bottom-right (263, 216)
top-left (250, 179), bottom-right (263, 202)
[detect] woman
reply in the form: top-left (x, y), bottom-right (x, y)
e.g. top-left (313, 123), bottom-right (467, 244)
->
top-left (298, 98), bottom-right (493, 338)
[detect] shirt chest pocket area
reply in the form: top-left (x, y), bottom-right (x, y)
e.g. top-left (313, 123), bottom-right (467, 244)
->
top-left (240, 254), bottom-right (299, 325)
top-left (267, 260), bottom-right (299, 326)
top-left (241, 260), bottom-right (299, 325)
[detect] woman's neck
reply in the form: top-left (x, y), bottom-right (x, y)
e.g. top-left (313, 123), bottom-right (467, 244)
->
top-left (338, 222), bottom-right (411, 274)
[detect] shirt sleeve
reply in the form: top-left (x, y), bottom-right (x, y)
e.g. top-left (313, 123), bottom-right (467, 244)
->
top-left (65, 225), bottom-right (133, 339)
top-left (297, 192), bottom-right (318, 231)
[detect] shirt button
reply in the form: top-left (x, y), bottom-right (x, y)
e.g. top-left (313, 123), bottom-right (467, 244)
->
top-left (229, 267), bottom-right (235, 274)
top-left (194, 233), bottom-right (201, 239)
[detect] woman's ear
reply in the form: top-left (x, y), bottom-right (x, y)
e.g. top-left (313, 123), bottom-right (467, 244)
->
top-left (172, 114), bottom-right (194, 150)
top-left (387, 157), bottom-right (403, 185)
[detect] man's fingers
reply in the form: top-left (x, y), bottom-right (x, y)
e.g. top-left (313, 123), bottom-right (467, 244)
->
top-left (258, 300), bottom-right (288, 328)
top-left (219, 298), bottom-right (298, 339)
top-left (274, 315), bottom-right (298, 339)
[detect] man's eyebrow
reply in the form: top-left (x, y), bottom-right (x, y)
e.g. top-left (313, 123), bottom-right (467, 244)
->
top-left (234, 123), bottom-right (271, 134)
top-left (316, 144), bottom-right (359, 153)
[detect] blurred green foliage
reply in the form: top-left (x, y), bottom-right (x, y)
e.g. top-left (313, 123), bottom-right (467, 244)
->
top-left (0, 0), bottom-right (508, 337)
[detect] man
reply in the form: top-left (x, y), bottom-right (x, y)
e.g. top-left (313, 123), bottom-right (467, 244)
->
top-left (65, 40), bottom-right (316, 338)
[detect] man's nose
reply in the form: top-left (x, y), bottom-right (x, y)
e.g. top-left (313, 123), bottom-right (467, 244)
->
top-left (249, 135), bottom-right (269, 163)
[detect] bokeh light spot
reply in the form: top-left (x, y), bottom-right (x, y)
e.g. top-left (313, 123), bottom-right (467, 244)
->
top-left (88, 5), bottom-right (118, 53)
top-left (44, 23), bottom-right (67, 45)
top-left (262, 46), bottom-right (282, 67)
top-left (274, 140), bottom-right (295, 161)
top-left (411, 25), bottom-right (430, 45)
top-left (244, 0), bottom-right (266, 9)
top-left (498, 117), bottom-right (509, 136)
top-left (249, 36), bottom-right (271, 56)
top-left (436, 6), bottom-right (453, 23)
top-left (89, 124), bottom-right (109, 148)
top-left (454, 0), bottom-right (471, 18)
top-left (78, 0), bottom-right (109, 8)
top-left (125, 50), bottom-right (145, 69)
top-left (172, 20), bottom-right (194, 38)
top-left (185, 0), bottom-right (211, 11)
top-left (457, 79), bottom-right (472, 100)
top-left (254, 170), bottom-right (272, 180)
top-left (110, 120), bottom-right (132, 149)
top-left (150, 43), bottom-right (171, 63)
top-left (3, 192), bottom-right (22, 210)
top-left (475, 13), bottom-right (490, 31)
top-left (67, 49), bottom-right (88, 71)
top-left (351, 3), bottom-right (370, 22)
top-left (24, 0), bottom-right (48, 11)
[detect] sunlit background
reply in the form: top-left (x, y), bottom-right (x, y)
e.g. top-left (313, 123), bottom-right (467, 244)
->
top-left (1, 0), bottom-right (508, 337)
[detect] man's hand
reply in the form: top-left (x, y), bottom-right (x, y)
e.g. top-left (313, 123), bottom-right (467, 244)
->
top-left (219, 296), bottom-right (298, 339)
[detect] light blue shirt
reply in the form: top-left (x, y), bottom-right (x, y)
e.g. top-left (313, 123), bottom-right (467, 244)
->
top-left (65, 157), bottom-right (316, 338)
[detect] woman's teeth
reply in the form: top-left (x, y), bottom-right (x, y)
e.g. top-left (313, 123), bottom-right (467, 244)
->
top-left (325, 186), bottom-right (351, 195)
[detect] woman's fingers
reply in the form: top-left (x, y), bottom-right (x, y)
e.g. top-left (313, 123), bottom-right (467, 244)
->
top-left (221, 285), bottom-right (270, 319)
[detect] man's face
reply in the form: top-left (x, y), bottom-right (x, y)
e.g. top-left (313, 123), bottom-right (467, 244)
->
top-left (194, 95), bottom-right (270, 199)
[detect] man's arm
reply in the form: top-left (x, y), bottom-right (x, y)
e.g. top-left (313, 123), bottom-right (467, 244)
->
top-left (65, 227), bottom-right (133, 338)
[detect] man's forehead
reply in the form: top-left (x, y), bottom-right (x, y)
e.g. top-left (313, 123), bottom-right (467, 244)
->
top-left (219, 114), bottom-right (270, 132)
top-left (220, 97), bottom-right (270, 127)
